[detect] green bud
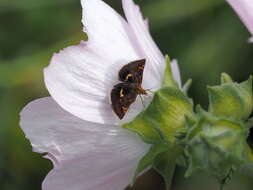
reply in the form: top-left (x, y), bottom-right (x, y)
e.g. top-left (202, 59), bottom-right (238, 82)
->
top-left (123, 56), bottom-right (194, 144)
top-left (208, 74), bottom-right (253, 120)
top-left (184, 108), bottom-right (249, 185)
top-left (122, 56), bottom-right (195, 189)
top-left (123, 86), bottom-right (194, 144)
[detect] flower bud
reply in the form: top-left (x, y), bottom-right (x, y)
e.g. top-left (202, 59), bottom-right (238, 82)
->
top-left (184, 107), bottom-right (249, 185)
top-left (123, 56), bottom-right (195, 189)
top-left (208, 74), bottom-right (253, 120)
top-left (123, 57), bottom-right (194, 144)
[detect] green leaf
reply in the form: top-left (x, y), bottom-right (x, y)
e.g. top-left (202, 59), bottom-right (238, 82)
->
top-left (123, 86), bottom-right (194, 144)
top-left (208, 75), bottom-right (253, 120)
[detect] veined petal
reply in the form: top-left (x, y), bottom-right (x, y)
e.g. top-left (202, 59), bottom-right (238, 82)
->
top-left (44, 43), bottom-right (143, 125)
top-left (226, 0), bottom-right (253, 41)
top-left (122, 0), bottom-right (166, 82)
top-left (81, 0), bottom-right (138, 62)
top-left (81, 0), bottom-right (160, 89)
top-left (44, 0), bottom-right (161, 125)
top-left (20, 97), bottom-right (150, 190)
top-left (170, 59), bottom-right (182, 88)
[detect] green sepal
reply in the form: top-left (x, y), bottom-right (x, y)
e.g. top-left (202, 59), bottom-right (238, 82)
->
top-left (221, 73), bottom-right (233, 84)
top-left (133, 143), bottom-right (184, 190)
top-left (182, 79), bottom-right (192, 95)
top-left (153, 145), bottom-right (184, 190)
top-left (245, 117), bottom-right (253, 129)
top-left (239, 144), bottom-right (253, 177)
top-left (244, 144), bottom-right (253, 163)
top-left (220, 167), bottom-right (235, 190)
top-left (162, 55), bottom-right (179, 88)
top-left (132, 143), bottom-right (169, 185)
top-left (122, 114), bottom-right (162, 144)
top-left (208, 74), bottom-right (253, 120)
top-left (123, 86), bottom-right (194, 144)
top-left (184, 110), bottom-right (249, 186)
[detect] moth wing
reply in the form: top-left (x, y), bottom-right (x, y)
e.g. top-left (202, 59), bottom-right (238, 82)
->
top-left (118, 59), bottom-right (146, 84)
top-left (110, 83), bottom-right (138, 119)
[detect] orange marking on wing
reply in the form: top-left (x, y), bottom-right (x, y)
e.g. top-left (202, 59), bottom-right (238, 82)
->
top-left (120, 88), bottom-right (124, 97)
top-left (122, 106), bottom-right (128, 113)
top-left (125, 74), bottom-right (133, 81)
top-left (138, 66), bottom-right (144, 70)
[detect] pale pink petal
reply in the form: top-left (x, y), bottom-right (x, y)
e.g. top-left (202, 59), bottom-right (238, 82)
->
top-left (81, 0), bottom-right (139, 63)
top-left (249, 36), bottom-right (253, 43)
top-left (44, 0), bottom-right (161, 125)
top-left (122, 0), bottom-right (166, 83)
top-left (81, 0), bottom-right (162, 89)
top-left (171, 59), bottom-right (182, 87)
top-left (226, 0), bottom-right (253, 42)
top-left (20, 97), bottom-right (150, 190)
top-left (144, 18), bottom-right (149, 30)
top-left (45, 42), bottom-right (146, 125)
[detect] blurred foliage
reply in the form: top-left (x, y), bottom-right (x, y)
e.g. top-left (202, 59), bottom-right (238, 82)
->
top-left (0, 0), bottom-right (253, 189)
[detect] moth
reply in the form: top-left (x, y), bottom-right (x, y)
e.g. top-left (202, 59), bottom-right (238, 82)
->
top-left (110, 59), bottom-right (147, 119)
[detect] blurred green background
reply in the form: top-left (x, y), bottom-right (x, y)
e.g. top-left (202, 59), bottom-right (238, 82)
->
top-left (1, 0), bottom-right (253, 189)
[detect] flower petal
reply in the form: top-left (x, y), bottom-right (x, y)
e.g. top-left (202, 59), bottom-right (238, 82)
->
top-left (44, 0), bottom-right (161, 125)
top-left (122, 0), bottom-right (166, 82)
top-left (20, 97), bottom-right (150, 190)
top-left (250, 37), bottom-right (253, 43)
top-left (226, 0), bottom-right (253, 41)
top-left (81, 0), bottom-right (138, 62)
top-left (81, 0), bottom-right (160, 89)
top-left (171, 59), bottom-right (182, 87)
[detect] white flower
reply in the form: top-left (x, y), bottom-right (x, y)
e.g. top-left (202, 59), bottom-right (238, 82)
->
top-left (20, 0), bottom-right (181, 189)
top-left (226, 0), bottom-right (253, 42)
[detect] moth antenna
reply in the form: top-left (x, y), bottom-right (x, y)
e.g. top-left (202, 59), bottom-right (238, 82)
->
top-left (146, 86), bottom-right (157, 93)
top-left (146, 89), bottom-right (154, 94)
top-left (139, 95), bottom-right (145, 108)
